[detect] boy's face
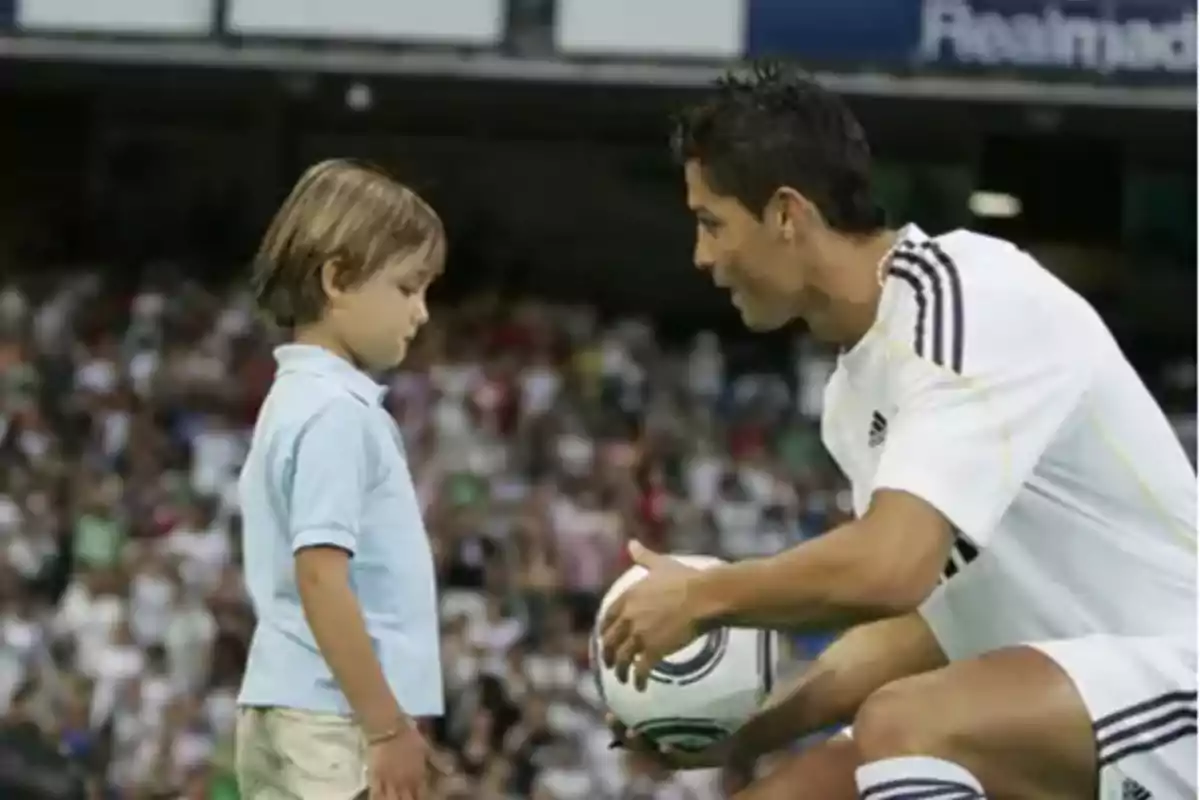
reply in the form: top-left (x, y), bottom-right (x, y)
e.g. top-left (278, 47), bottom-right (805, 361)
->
top-left (326, 238), bottom-right (442, 371)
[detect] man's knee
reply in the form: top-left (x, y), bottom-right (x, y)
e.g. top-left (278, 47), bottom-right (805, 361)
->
top-left (851, 647), bottom-right (1102, 799)
top-left (853, 672), bottom-right (950, 759)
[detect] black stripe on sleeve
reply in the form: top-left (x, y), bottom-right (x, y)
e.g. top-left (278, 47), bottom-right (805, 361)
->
top-left (922, 240), bottom-right (966, 374)
top-left (885, 265), bottom-right (928, 359)
top-left (889, 241), bottom-right (965, 374)
top-left (890, 252), bottom-right (945, 366)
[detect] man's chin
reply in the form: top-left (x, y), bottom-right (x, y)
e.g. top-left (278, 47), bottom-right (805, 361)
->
top-left (738, 306), bottom-right (791, 333)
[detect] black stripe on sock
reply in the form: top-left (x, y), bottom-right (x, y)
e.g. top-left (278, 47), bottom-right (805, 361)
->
top-left (874, 789), bottom-right (982, 800)
top-left (860, 777), bottom-right (979, 800)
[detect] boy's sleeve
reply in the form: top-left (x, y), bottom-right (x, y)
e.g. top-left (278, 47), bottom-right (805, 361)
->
top-left (283, 399), bottom-right (373, 555)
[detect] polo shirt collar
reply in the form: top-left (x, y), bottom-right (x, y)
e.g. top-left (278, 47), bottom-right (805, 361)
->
top-left (274, 344), bottom-right (387, 406)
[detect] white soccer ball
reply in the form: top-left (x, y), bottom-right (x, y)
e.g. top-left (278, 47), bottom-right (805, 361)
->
top-left (591, 554), bottom-right (781, 753)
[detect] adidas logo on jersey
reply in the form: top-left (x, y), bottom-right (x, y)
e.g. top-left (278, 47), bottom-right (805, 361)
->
top-left (1122, 778), bottom-right (1153, 799)
top-left (868, 412), bottom-right (888, 448)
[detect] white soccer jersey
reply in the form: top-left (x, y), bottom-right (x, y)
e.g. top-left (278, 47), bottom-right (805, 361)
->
top-left (821, 224), bottom-right (1197, 654)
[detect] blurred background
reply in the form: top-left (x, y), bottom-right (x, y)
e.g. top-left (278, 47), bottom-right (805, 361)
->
top-left (0, 0), bottom-right (1194, 798)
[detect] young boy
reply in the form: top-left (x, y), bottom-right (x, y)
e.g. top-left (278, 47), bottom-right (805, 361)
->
top-left (234, 159), bottom-right (447, 800)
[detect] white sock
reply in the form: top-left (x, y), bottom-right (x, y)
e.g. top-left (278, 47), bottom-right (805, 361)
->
top-left (855, 755), bottom-right (986, 799)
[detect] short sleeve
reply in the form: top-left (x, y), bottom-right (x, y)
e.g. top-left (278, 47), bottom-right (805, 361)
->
top-left (872, 341), bottom-right (1092, 548)
top-left (284, 399), bottom-right (373, 554)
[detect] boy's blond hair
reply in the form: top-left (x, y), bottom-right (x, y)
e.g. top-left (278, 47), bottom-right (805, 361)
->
top-left (251, 159), bottom-right (444, 328)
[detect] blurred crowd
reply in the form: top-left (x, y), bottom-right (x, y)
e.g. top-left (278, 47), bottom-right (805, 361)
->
top-left (0, 272), bottom-right (854, 799)
top-left (0, 272), bottom-right (1191, 799)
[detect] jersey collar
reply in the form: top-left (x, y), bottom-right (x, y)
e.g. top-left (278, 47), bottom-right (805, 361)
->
top-left (840, 222), bottom-right (928, 366)
top-left (877, 222), bottom-right (929, 283)
top-left (273, 344), bottom-right (388, 406)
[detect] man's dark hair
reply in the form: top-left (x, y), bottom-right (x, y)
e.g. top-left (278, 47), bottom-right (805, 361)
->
top-left (672, 61), bottom-right (884, 234)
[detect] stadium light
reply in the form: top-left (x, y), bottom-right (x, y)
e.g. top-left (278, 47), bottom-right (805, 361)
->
top-left (969, 190), bottom-right (1022, 218)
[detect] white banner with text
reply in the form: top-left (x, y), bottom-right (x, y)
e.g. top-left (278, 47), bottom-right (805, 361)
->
top-left (555, 0), bottom-right (745, 58)
top-left (19, 0), bottom-right (213, 34)
top-left (228, 0), bottom-right (504, 45)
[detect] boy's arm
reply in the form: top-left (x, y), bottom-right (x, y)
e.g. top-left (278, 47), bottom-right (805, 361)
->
top-left (286, 400), bottom-right (412, 740)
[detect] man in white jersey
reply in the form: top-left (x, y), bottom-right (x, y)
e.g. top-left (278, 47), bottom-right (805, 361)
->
top-left (599, 62), bottom-right (1197, 800)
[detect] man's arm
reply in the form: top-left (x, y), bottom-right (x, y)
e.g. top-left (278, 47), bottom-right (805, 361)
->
top-left (730, 613), bottom-right (946, 758)
top-left (690, 489), bottom-right (953, 632)
top-left (285, 401), bottom-right (411, 740)
top-left (691, 317), bottom-right (1091, 633)
top-left (604, 298), bottom-right (1092, 685)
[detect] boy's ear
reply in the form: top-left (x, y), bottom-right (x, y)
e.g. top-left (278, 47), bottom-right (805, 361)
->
top-left (319, 258), bottom-right (345, 301)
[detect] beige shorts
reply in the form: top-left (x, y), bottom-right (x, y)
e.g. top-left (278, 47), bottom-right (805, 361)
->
top-left (235, 707), bottom-right (368, 800)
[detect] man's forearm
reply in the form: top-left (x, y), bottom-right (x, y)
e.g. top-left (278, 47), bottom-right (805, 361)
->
top-left (296, 548), bottom-right (405, 737)
top-left (692, 520), bottom-right (935, 632)
top-left (733, 614), bottom-right (947, 758)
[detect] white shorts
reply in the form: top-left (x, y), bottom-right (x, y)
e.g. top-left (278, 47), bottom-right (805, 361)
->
top-left (235, 707), bottom-right (368, 800)
top-left (1029, 635), bottom-right (1197, 800)
top-left (838, 634), bottom-right (1196, 799)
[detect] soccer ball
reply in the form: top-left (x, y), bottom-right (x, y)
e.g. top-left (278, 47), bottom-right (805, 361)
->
top-left (591, 554), bottom-right (780, 753)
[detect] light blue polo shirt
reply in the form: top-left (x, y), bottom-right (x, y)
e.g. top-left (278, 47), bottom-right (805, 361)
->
top-left (236, 344), bottom-right (443, 717)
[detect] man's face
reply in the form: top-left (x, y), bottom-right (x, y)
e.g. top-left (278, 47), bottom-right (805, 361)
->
top-left (328, 238), bottom-right (442, 370)
top-left (684, 160), bottom-right (833, 334)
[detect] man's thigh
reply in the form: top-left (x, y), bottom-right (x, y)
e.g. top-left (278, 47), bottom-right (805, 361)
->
top-left (735, 634), bottom-right (1197, 800)
top-left (236, 707), bottom-right (368, 800)
top-left (852, 634), bottom-right (1196, 800)
top-left (1029, 634), bottom-right (1197, 800)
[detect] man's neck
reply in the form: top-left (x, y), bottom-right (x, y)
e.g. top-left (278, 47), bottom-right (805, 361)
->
top-left (828, 228), bottom-right (901, 346)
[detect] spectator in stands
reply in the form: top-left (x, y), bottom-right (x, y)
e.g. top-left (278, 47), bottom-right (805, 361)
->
top-left (1, 265), bottom-right (1190, 800)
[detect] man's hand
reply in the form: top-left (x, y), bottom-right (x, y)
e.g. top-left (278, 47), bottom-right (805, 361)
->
top-left (606, 713), bottom-right (729, 770)
top-left (367, 722), bottom-right (445, 800)
top-left (606, 714), bottom-right (756, 793)
top-left (599, 542), bottom-right (704, 691)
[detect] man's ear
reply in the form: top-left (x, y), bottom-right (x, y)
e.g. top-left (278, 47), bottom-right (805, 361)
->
top-left (770, 187), bottom-right (822, 242)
